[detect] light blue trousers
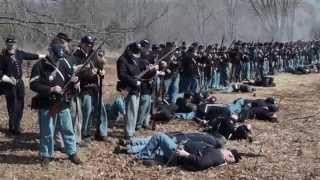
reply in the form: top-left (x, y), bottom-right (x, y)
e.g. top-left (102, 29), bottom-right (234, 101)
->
top-left (39, 108), bottom-right (77, 158)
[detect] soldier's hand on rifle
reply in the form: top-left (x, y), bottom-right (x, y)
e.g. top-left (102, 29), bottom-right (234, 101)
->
top-left (160, 61), bottom-right (168, 69)
top-left (70, 75), bottom-right (79, 83)
top-left (176, 149), bottom-right (190, 157)
top-left (2, 75), bottom-right (17, 85)
top-left (38, 54), bottom-right (46, 59)
top-left (91, 68), bottom-right (98, 75)
top-left (50, 85), bottom-right (63, 94)
top-left (157, 71), bottom-right (165, 76)
top-left (98, 69), bottom-right (105, 76)
top-left (136, 80), bottom-right (141, 87)
top-left (73, 65), bottom-right (83, 72)
top-left (154, 64), bottom-right (159, 70)
top-left (148, 64), bottom-right (159, 70)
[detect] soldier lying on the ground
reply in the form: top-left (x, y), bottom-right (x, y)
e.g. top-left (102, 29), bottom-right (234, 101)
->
top-left (174, 91), bottom-right (216, 120)
top-left (223, 83), bottom-right (256, 93)
top-left (114, 132), bottom-right (241, 171)
top-left (200, 97), bottom-right (278, 122)
top-left (244, 76), bottom-right (276, 87)
top-left (287, 65), bottom-right (320, 75)
top-left (202, 116), bottom-right (253, 142)
top-left (105, 81), bottom-right (127, 127)
top-left (174, 95), bottom-right (278, 123)
top-left (244, 97), bottom-right (278, 122)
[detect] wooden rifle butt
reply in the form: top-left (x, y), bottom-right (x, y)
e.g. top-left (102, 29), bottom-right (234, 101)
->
top-left (48, 102), bottom-right (61, 117)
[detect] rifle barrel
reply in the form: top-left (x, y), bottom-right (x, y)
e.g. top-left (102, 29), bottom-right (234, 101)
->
top-left (136, 47), bottom-right (178, 79)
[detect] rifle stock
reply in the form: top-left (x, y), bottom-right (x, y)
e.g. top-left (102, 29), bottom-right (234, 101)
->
top-left (49, 102), bottom-right (62, 117)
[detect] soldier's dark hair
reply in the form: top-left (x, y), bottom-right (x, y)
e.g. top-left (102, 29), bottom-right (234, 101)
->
top-left (51, 37), bottom-right (65, 45)
top-left (230, 149), bottom-right (242, 163)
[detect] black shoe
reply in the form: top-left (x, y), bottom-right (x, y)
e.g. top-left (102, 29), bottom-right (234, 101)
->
top-left (113, 145), bottom-right (128, 154)
top-left (41, 157), bottom-right (51, 168)
top-left (95, 134), bottom-right (117, 143)
top-left (94, 133), bottom-right (105, 141)
top-left (119, 138), bottom-right (131, 146)
top-left (12, 128), bottom-right (23, 135)
top-left (69, 154), bottom-right (82, 165)
top-left (142, 160), bottom-right (157, 167)
top-left (8, 129), bottom-right (15, 135)
top-left (270, 118), bottom-right (278, 123)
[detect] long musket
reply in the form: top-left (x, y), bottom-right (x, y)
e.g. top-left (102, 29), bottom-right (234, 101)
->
top-left (96, 69), bottom-right (104, 136)
top-left (135, 47), bottom-right (178, 80)
top-left (149, 48), bottom-right (179, 130)
top-left (238, 152), bottom-right (266, 158)
top-left (49, 39), bottom-right (107, 117)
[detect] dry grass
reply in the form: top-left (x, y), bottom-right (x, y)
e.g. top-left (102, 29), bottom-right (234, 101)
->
top-left (0, 69), bottom-right (320, 179)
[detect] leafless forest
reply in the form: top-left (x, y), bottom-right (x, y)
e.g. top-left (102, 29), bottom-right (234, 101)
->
top-left (0, 0), bottom-right (320, 50)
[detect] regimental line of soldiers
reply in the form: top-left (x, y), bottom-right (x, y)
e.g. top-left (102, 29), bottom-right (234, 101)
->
top-left (0, 32), bottom-right (317, 170)
top-left (143, 40), bottom-right (320, 96)
top-left (120, 40), bottom-right (320, 107)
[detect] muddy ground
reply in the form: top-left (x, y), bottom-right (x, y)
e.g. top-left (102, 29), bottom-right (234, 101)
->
top-left (0, 70), bottom-right (319, 180)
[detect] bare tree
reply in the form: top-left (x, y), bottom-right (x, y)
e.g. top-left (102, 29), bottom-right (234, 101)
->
top-left (0, 0), bottom-right (316, 49)
top-left (248, 0), bottom-right (301, 41)
top-left (224, 0), bottom-right (239, 41)
top-left (191, 0), bottom-right (216, 44)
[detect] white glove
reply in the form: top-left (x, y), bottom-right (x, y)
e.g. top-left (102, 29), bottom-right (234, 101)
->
top-left (91, 68), bottom-right (98, 75)
top-left (38, 54), bottom-right (46, 59)
top-left (99, 69), bottom-right (105, 76)
top-left (176, 149), bottom-right (190, 157)
top-left (157, 71), bottom-right (165, 76)
top-left (70, 75), bottom-right (79, 83)
top-left (136, 81), bottom-right (141, 86)
top-left (1, 75), bottom-right (16, 85)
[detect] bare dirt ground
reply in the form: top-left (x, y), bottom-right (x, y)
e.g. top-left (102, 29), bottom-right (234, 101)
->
top-left (0, 70), bottom-right (320, 180)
